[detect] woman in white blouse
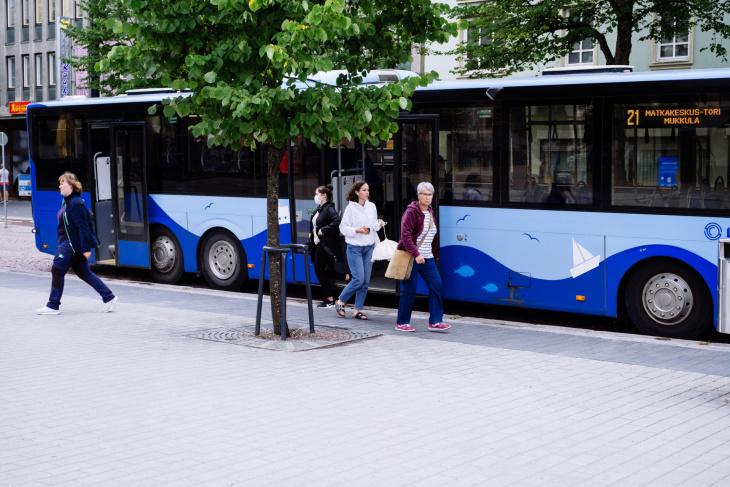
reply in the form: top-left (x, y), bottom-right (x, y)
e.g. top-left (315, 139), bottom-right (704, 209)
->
top-left (335, 181), bottom-right (384, 320)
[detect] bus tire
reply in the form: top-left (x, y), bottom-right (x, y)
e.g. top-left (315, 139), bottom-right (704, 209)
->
top-left (150, 226), bottom-right (185, 285)
top-left (625, 259), bottom-right (711, 340)
top-left (200, 230), bottom-right (247, 291)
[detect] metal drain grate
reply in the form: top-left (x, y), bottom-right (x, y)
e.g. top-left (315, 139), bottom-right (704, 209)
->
top-left (188, 325), bottom-right (382, 352)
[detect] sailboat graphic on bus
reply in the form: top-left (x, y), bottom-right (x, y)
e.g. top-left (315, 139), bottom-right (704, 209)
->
top-left (570, 238), bottom-right (601, 278)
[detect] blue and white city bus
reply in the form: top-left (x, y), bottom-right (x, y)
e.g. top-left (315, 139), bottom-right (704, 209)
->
top-left (28, 68), bottom-right (730, 339)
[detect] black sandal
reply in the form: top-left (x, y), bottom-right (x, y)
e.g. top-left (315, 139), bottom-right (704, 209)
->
top-left (352, 312), bottom-right (368, 320)
top-left (335, 301), bottom-right (346, 317)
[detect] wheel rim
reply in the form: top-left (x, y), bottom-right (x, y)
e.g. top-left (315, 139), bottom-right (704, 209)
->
top-left (208, 239), bottom-right (238, 280)
top-left (641, 272), bottom-right (693, 326)
top-left (152, 236), bottom-right (176, 274)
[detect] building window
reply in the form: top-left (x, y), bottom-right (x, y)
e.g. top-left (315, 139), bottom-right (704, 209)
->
top-left (61, 0), bottom-right (70, 17)
top-left (7, 57), bottom-right (16, 89)
top-left (48, 0), bottom-right (54, 20)
top-left (466, 20), bottom-right (492, 70)
top-left (568, 38), bottom-right (594, 65)
top-left (48, 52), bottom-right (56, 99)
top-left (74, 0), bottom-right (81, 18)
top-left (563, 9), bottom-right (595, 66)
top-left (35, 54), bottom-right (43, 86)
top-left (7, 57), bottom-right (16, 103)
top-left (658, 29), bottom-right (690, 62)
top-left (35, 0), bottom-right (41, 22)
top-left (22, 0), bottom-right (29, 25)
top-left (48, 52), bottom-right (56, 85)
top-left (35, 54), bottom-right (43, 101)
top-left (7, 0), bottom-right (14, 27)
top-left (23, 55), bottom-right (30, 86)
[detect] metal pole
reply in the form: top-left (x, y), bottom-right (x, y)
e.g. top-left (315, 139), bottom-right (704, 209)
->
top-left (2, 142), bottom-right (6, 229)
top-left (337, 145), bottom-right (342, 212)
top-left (280, 253), bottom-right (288, 341)
top-left (254, 249), bottom-right (267, 336)
top-left (304, 249), bottom-right (314, 333)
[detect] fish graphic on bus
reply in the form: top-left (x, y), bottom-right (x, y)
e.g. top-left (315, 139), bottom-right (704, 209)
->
top-left (482, 282), bottom-right (499, 293)
top-left (453, 265), bottom-right (475, 277)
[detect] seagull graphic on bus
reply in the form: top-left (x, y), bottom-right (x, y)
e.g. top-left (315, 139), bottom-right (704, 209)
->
top-left (570, 238), bottom-right (601, 278)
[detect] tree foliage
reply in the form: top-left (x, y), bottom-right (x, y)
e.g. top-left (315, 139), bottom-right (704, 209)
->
top-left (102, 0), bottom-right (459, 150)
top-left (450, 0), bottom-right (730, 78)
top-left (62, 0), bottom-right (156, 95)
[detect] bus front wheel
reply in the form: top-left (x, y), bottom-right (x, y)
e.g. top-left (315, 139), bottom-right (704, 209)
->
top-left (625, 260), bottom-right (711, 339)
top-left (200, 230), bottom-right (248, 291)
top-left (150, 227), bottom-right (185, 285)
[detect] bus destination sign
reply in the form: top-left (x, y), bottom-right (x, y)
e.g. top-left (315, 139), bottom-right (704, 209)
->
top-left (626, 107), bottom-right (725, 128)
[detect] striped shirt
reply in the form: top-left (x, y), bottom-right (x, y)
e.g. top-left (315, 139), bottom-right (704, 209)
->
top-left (417, 211), bottom-right (437, 259)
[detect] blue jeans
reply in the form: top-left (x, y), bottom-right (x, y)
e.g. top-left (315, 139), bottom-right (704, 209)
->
top-left (338, 244), bottom-right (374, 311)
top-left (47, 243), bottom-right (115, 310)
top-left (396, 257), bottom-right (444, 325)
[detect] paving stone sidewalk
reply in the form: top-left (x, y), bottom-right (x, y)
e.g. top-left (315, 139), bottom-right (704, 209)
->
top-left (2, 270), bottom-right (730, 486)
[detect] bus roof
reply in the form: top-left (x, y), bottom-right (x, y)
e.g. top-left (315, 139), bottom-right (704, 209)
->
top-left (421, 67), bottom-right (730, 92)
top-left (27, 91), bottom-right (193, 110)
top-left (28, 67), bottom-right (730, 111)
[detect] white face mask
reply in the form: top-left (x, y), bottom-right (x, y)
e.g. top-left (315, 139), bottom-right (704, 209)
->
top-left (314, 195), bottom-right (322, 206)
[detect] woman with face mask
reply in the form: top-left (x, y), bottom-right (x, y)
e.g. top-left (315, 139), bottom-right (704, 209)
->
top-left (308, 184), bottom-right (344, 308)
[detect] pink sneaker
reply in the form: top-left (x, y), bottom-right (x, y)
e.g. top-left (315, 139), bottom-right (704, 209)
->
top-left (395, 324), bottom-right (415, 332)
top-left (428, 322), bottom-right (451, 332)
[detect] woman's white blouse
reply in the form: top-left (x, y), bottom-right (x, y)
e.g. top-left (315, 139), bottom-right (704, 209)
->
top-left (339, 201), bottom-right (380, 247)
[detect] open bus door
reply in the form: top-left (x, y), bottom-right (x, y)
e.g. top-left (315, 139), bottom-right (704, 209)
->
top-left (390, 114), bottom-right (440, 294)
top-left (287, 114), bottom-right (439, 295)
top-left (88, 122), bottom-right (150, 268)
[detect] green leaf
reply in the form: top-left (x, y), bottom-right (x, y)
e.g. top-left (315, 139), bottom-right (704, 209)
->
top-left (265, 45), bottom-right (275, 60)
top-left (398, 97), bottom-right (408, 109)
top-left (363, 110), bottom-right (372, 123)
top-left (163, 105), bottom-right (177, 117)
top-left (204, 71), bottom-right (217, 83)
top-left (171, 79), bottom-right (187, 91)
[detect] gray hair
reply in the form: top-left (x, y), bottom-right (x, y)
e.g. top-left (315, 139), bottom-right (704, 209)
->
top-left (417, 182), bottom-right (435, 195)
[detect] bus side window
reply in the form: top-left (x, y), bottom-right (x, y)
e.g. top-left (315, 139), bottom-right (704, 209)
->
top-left (509, 103), bottom-right (594, 207)
top-left (612, 99), bottom-right (730, 210)
top-left (33, 114), bottom-right (87, 191)
top-left (426, 105), bottom-right (494, 205)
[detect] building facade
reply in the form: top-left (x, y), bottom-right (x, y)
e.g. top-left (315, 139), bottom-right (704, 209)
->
top-left (424, 0), bottom-right (730, 80)
top-left (1, 0), bottom-right (86, 198)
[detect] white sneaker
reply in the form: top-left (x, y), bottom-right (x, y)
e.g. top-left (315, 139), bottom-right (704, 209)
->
top-left (102, 296), bottom-right (118, 313)
top-left (36, 306), bottom-right (60, 315)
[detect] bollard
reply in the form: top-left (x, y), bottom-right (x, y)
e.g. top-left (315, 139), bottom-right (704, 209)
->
top-left (255, 246), bottom-right (292, 341)
top-left (281, 243), bottom-right (315, 333)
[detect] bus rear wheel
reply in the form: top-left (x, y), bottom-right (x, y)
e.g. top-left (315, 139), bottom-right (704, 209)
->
top-left (625, 260), bottom-right (711, 339)
top-left (150, 227), bottom-right (184, 285)
top-left (200, 230), bottom-right (248, 291)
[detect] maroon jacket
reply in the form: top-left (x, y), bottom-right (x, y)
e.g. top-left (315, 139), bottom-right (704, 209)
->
top-left (397, 201), bottom-right (440, 260)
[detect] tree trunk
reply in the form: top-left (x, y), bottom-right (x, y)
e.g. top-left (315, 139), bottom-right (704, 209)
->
top-left (612, 0), bottom-right (635, 66)
top-left (265, 144), bottom-right (287, 336)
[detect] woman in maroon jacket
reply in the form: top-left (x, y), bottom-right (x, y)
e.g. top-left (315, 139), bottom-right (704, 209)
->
top-left (395, 182), bottom-right (450, 333)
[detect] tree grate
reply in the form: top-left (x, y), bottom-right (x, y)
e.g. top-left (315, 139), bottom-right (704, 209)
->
top-left (188, 324), bottom-right (381, 352)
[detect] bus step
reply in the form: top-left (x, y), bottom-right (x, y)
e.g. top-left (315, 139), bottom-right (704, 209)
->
top-left (109, 245), bottom-right (116, 258)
